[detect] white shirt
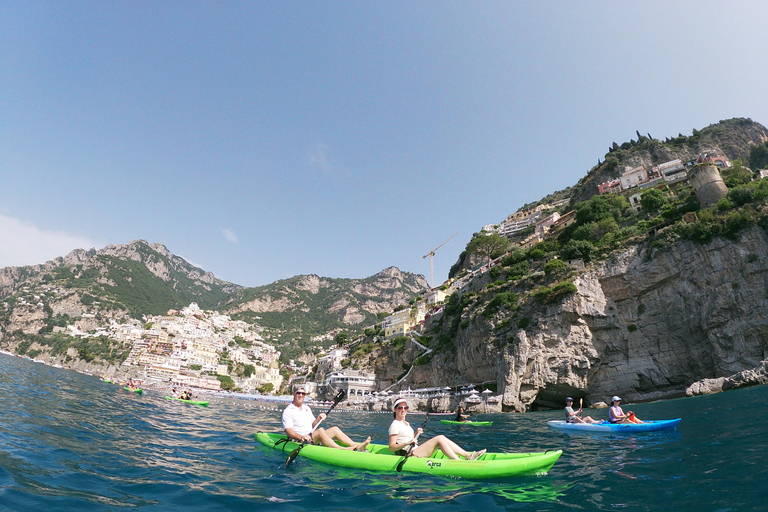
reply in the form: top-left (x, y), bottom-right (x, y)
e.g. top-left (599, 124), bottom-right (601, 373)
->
top-left (282, 403), bottom-right (315, 436)
top-left (388, 419), bottom-right (415, 445)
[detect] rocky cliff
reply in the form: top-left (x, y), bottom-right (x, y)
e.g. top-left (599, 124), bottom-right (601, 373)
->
top-left (394, 226), bottom-right (768, 410)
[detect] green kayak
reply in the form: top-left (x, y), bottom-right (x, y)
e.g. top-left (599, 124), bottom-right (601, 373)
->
top-left (255, 432), bottom-right (561, 479)
top-left (123, 387), bottom-right (143, 395)
top-left (164, 396), bottom-right (209, 407)
top-left (440, 420), bottom-right (494, 426)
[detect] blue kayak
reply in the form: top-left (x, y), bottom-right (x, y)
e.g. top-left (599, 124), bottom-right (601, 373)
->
top-left (547, 419), bottom-right (681, 432)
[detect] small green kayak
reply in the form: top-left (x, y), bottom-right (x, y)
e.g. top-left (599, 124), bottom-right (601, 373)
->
top-left (164, 396), bottom-right (209, 407)
top-left (123, 387), bottom-right (143, 395)
top-left (440, 420), bottom-right (494, 426)
top-left (255, 432), bottom-right (561, 479)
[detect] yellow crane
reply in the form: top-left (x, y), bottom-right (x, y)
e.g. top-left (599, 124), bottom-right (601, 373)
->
top-left (423, 232), bottom-right (458, 289)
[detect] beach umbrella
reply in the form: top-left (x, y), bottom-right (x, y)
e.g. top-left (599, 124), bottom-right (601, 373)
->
top-left (481, 389), bottom-right (492, 412)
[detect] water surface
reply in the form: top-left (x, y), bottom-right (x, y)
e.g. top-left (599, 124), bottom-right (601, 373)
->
top-left (1, 353), bottom-right (766, 511)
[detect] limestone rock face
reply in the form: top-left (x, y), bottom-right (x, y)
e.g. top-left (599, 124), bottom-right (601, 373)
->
top-left (686, 359), bottom-right (768, 395)
top-left (404, 226), bottom-right (768, 410)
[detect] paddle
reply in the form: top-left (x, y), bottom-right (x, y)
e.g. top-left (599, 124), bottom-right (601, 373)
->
top-left (285, 389), bottom-right (346, 468)
top-left (396, 413), bottom-right (429, 472)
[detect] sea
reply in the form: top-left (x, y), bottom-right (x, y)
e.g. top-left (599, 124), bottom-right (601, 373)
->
top-left (1, 352), bottom-right (766, 512)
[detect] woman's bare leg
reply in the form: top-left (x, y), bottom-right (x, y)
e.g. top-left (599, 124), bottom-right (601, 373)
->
top-left (413, 435), bottom-right (468, 460)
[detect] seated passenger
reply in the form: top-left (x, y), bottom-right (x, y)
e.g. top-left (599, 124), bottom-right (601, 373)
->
top-left (388, 398), bottom-right (485, 460)
top-left (609, 396), bottom-right (644, 423)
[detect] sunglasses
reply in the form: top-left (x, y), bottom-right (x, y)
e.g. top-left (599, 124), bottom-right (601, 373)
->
top-left (295, 392), bottom-right (306, 395)
top-left (396, 406), bottom-right (409, 410)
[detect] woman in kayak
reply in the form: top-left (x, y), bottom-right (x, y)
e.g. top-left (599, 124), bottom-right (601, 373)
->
top-left (454, 405), bottom-right (470, 422)
top-left (609, 396), bottom-right (644, 423)
top-left (565, 397), bottom-right (600, 424)
top-left (388, 398), bottom-right (485, 460)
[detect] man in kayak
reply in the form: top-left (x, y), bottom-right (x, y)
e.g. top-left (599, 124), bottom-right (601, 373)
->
top-left (388, 398), bottom-right (485, 460)
top-left (564, 397), bottom-right (600, 424)
top-left (609, 396), bottom-right (644, 423)
top-left (454, 405), bottom-right (470, 422)
top-left (282, 386), bottom-right (371, 451)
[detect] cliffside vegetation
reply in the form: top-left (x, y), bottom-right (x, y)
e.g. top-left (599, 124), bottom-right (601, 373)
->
top-left (426, 123), bottom-right (768, 369)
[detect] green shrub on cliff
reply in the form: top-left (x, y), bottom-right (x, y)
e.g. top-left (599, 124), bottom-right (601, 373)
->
top-left (482, 291), bottom-right (519, 319)
top-left (749, 141), bottom-right (768, 170)
top-left (531, 281), bottom-right (578, 303)
top-left (543, 258), bottom-right (568, 277)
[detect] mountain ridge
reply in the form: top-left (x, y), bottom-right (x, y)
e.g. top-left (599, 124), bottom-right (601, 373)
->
top-left (0, 240), bottom-right (427, 360)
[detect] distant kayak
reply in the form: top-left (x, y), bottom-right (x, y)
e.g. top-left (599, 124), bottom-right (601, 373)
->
top-left (123, 387), bottom-right (143, 395)
top-left (256, 432), bottom-right (561, 479)
top-left (101, 379), bottom-right (114, 384)
top-left (440, 420), bottom-right (493, 426)
top-left (164, 396), bottom-right (209, 407)
top-left (547, 419), bottom-right (681, 432)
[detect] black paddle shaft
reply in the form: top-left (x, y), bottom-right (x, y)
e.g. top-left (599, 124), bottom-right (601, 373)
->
top-left (285, 389), bottom-right (346, 468)
top-left (396, 413), bottom-right (429, 472)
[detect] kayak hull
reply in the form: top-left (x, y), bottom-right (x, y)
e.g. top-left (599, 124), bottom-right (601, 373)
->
top-left (164, 396), bottom-right (209, 407)
top-left (440, 420), bottom-right (493, 426)
top-left (255, 432), bottom-right (561, 479)
top-left (547, 419), bottom-right (681, 432)
top-left (123, 387), bottom-right (143, 395)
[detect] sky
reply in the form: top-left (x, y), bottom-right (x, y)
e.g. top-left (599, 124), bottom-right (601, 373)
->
top-left (2, 2), bottom-right (767, 288)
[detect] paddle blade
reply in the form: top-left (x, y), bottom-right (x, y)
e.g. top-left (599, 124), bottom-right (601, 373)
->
top-left (285, 446), bottom-right (302, 468)
top-left (333, 389), bottom-right (346, 404)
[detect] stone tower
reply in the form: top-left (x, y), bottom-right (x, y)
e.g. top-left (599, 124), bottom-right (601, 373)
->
top-left (687, 163), bottom-right (728, 207)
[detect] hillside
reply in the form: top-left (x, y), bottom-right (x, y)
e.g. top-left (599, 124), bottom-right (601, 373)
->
top-left (0, 241), bottom-right (427, 362)
top-left (223, 268), bottom-right (427, 357)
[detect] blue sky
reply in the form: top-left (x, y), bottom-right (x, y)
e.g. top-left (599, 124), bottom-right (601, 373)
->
top-left (2, 2), bottom-right (767, 287)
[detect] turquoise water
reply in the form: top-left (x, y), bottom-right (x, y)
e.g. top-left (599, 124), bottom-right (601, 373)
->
top-left (1, 353), bottom-right (766, 511)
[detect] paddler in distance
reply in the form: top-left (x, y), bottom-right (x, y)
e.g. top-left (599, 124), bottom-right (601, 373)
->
top-left (454, 405), bottom-right (470, 422)
top-left (564, 397), bottom-right (600, 424)
top-left (282, 386), bottom-right (371, 451)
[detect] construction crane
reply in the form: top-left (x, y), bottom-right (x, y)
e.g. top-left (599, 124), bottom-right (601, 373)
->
top-left (423, 232), bottom-right (458, 289)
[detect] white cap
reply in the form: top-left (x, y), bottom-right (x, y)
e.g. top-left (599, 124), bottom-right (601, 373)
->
top-left (612, 396), bottom-right (621, 402)
top-left (393, 398), bottom-right (409, 410)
